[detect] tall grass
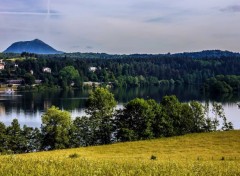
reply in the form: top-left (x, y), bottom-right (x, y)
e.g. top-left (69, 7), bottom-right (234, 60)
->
top-left (0, 130), bottom-right (239, 175)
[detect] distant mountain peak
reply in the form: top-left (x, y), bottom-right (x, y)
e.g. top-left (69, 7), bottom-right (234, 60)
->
top-left (3, 39), bottom-right (63, 54)
top-left (33, 39), bottom-right (42, 42)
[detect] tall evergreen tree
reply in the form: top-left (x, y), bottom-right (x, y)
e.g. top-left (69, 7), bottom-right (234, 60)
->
top-left (0, 122), bottom-right (6, 153)
top-left (6, 119), bottom-right (25, 153)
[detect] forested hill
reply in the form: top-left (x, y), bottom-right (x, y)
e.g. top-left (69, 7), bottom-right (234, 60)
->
top-left (34, 50), bottom-right (240, 60)
top-left (1, 50), bottom-right (240, 89)
top-left (172, 50), bottom-right (240, 59)
top-left (1, 49), bottom-right (240, 59)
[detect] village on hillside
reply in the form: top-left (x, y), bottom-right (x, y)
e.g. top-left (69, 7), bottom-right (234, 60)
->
top-left (0, 57), bottom-right (107, 93)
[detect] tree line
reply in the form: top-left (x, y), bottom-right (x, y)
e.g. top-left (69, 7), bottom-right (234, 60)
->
top-left (203, 75), bottom-right (240, 95)
top-left (0, 88), bottom-right (233, 154)
top-left (1, 52), bottom-right (240, 89)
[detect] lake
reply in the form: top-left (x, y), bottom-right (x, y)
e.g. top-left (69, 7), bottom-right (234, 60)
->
top-left (0, 86), bottom-right (240, 129)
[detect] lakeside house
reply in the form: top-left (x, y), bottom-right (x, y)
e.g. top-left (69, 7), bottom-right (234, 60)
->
top-left (43, 67), bottom-right (51, 73)
top-left (83, 81), bottom-right (112, 88)
top-left (35, 80), bottom-right (42, 84)
top-left (0, 63), bottom-right (4, 70)
top-left (0, 60), bottom-right (4, 70)
top-left (89, 67), bottom-right (97, 72)
top-left (83, 81), bottom-right (101, 87)
top-left (0, 105), bottom-right (5, 115)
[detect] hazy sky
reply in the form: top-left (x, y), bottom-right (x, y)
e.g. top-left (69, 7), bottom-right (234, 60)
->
top-left (0, 0), bottom-right (240, 54)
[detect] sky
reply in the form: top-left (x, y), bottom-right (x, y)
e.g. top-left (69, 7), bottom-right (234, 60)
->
top-left (0, 0), bottom-right (240, 54)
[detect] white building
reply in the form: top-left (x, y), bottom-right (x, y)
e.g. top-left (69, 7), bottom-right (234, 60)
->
top-left (0, 60), bottom-right (4, 70)
top-left (0, 63), bottom-right (4, 70)
top-left (89, 67), bottom-right (97, 72)
top-left (43, 67), bottom-right (51, 73)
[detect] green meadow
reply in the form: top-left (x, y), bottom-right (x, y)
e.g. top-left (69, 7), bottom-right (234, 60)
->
top-left (0, 130), bottom-right (239, 175)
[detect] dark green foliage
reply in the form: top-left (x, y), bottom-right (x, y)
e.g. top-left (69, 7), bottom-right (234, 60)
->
top-left (2, 52), bottom-right (240, 90)
top-left (5, 119), bottom-right (26, 153)
top-left (116, 95), bottom-right (233, 141)
top-left (150, 155), bottom-right (157, 160)
top-left (189, 101), bottom-right (206, 133)
top-left (70, 116), bottom-right (95, 147)
top-left (0, 92), bottom-right (234, 154)
top-left (41, 106), bottom-right (72, 150)
top-left (160, 96), bottom-right (182, 136)
top-left (148, 99), bottom-right (164, 138)
top-left (85, 87), bottom-right (117, 145)
top-left (0, 120), bottom-right (42, 154)
top-left (22, 126), bottom-right (41, 152)
top-left (24, 73), bottom-right (36, 85)
top-left (69, 153), bottom-right (80, 158)
top-left (203, 75), bottom-right (240, 95)
top-left (59, 66), bottom-right (81, 88)
top-left (0, 122), bottom-right (7, 152)
top-left (116, 98), bottom-right (155, 141)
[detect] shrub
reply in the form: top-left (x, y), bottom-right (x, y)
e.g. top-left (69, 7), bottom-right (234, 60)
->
top-left (69, 153), bottom-right (80, 158)
top-left (150, 155), bottom-right (157, 160)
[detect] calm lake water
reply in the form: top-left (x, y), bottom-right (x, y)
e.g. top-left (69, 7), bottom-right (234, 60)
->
top-left (0, 86), bottom-right (240, 129)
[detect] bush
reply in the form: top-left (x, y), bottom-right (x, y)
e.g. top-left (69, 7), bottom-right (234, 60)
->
top-left (150, 155), bottom-right (157, 160)
top-left (69, 153), bottom-right (80, 159)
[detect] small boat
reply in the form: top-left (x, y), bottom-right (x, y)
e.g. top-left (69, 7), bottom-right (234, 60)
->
top-left (4, 88), bottom-right (15, 94)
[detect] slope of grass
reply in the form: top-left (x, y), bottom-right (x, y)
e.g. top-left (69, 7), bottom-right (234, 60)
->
top-left (0, 130), bottom-right (240, 175)
top-left (6, 57), bottom-right (37, 62)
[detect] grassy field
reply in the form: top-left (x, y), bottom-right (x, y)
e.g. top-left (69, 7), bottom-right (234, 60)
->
top-left (0, 130), bottom-right (240, 175)
top-left (5, 57), bottom-right (37, 62)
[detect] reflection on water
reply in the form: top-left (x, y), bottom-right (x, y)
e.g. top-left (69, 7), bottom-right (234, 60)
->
top-left (0, 86), bottom-right (239, 129)
top-left (0, 89), bottom-right (89, 127)
top-left (0, 104), bottom-right (5, 114)
top-left (223, 104), bottom-right (240, 130)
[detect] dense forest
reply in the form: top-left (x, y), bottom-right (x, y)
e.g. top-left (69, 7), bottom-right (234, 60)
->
top-left (203, 75), bottom-right (240, 94)
top-left (0, 88), bottom-right (233, 154)
top-left (0, 51), bottom-right (240, 90)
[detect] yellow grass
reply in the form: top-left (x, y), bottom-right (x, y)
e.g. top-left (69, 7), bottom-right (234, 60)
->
top-left (0, 130), bottom-right (240, 175)
top-left (6, 57), bottom-right (36, 62)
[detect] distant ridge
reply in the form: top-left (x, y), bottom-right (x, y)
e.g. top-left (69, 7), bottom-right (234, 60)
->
top-left (3, 39), bottom-right (63, 54)
top-left (172, 50), bottom-right (240, 59)
top-left (2, 40), bottom-right (240, 57)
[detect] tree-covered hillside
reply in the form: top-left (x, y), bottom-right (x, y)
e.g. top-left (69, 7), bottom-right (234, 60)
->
top-left (0, 51), bottom-right (240, 88)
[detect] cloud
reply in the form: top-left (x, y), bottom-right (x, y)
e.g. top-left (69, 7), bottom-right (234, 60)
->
top-left (0, 11), bottom-right (59, 16)
top-left (220, 5), bottom-right (240, 12)
top-left (70, 45), bottom-right (80, 49)
top-left (145, 17), bottom-right (172, 23)
top-left (86, 46), bottom-right (93, 49)
top-left (0, 0), bottom-right (60, 16)
top-left (0, 0), bottom-right (43, 11)
top-left (1, 0), bottom-right (240, 54)
top-left (144, 10), bottom-right (192, 24)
